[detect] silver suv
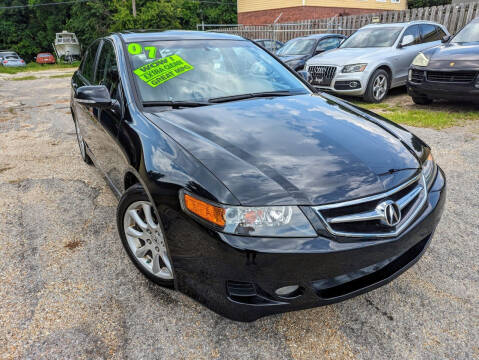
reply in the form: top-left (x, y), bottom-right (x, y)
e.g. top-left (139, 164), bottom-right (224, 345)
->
top-left (306, 21), bottom-right (449, 102)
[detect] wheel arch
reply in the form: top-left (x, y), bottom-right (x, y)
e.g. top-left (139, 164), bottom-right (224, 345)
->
top-left (375, 64), bottom-right (393, 85)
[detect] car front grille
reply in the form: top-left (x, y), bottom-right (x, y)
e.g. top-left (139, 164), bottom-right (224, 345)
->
top-left (427, 71), bottom-right (477, 83)
top-left (308, 66), bottom-right (336, 86)
top-left (312, 174), bottom-right (427, 238)
top-left (410, 69), bottom-right (425, 83)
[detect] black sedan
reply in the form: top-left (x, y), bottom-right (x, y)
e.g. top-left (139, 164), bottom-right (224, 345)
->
top-left (71, 31), bottom-right (446, 322)
top-left (276, 33), bottom-right (346, 71)
top-left (408, 17), bottom-right (479, 104)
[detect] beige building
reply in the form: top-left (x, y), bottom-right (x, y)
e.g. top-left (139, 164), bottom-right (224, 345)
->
top-left (238, 0), bottom-right (408, 24)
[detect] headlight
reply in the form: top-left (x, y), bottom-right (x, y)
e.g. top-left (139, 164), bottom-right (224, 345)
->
top-left (342, 63), bottom-right (367, 73)
top-left (422, 152), bottom-right (437, 189)
top-left (181, 192), bottom-right (317, 237)
top-left (412, 53), bottom-right (430, 67)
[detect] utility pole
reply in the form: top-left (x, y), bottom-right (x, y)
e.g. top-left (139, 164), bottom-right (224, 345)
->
top-left (132, 0), bottom-right (136, 17)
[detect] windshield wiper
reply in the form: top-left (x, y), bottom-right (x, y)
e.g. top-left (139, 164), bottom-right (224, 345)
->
top-left (142, 101), bottom-right (211, 109)
top-left (209, 90), bottom-right (304, 104)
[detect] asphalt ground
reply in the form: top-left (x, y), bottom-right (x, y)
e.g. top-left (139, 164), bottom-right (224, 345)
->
top-left (0, 71), bottom-right (478, 359)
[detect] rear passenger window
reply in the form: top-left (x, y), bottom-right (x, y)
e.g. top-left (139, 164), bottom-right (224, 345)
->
top-left (420, 24), bottom-right (442, 43)
top-left (402, 25), bottom-right (421, 45)
top-left (81, 40), bottom-right (100, 83)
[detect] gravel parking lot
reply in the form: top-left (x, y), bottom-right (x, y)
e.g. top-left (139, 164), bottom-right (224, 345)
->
top-left (0, 71), bottom-right (478, 360)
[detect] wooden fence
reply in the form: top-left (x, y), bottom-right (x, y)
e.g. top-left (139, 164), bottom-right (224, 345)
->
top-left (209, 2), bottom-right (479, 42)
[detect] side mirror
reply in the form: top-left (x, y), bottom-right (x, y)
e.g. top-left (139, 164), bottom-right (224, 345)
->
top-left (400, 35), bottom-right (415, 48)
top-left (441, 35), bottom-right (451, 43)
top-left (74, 85), bottom-right (113, 108)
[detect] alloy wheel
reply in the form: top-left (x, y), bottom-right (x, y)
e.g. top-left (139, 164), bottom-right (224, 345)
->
top-left (123, 201), bottom-right (174, 280)
top-left (372, 74), bottom-right (387, 101)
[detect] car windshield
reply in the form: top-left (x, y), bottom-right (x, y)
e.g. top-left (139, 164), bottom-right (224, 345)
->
top-left (276, 39), bottom-right (316, 55)
top-left (126, 39), bottom-right (309, 103)
top-left (340, 27), bottom-right (403, 48)
top-left (451, 21), bottom-right (479, 43)
top-left (5, 55), bottom-right (19, 60)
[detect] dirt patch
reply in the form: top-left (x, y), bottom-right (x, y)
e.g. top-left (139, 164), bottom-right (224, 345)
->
top-left (64, 239), bottom-right (83, 250)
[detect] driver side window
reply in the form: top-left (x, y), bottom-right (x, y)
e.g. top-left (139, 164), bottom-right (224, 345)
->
top-left (95, 40), bottom-right (121, 101)
top-left (402, 25), bottom-right (421, 46)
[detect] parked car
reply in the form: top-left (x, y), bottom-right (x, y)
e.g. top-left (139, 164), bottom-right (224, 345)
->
top-left (408, 17), bottom-right (479, 104)
top-left (35, 52), bottom-right (56, 64)
top-left (0, 51), bottom-right (26, 67)
top-left (71, 30), bottom-right (445, 322)
top-left (276, 34), bottom-right (346, 71)
top-left (306, 21), bottom-right (449, 102)
top-left (253, 39), bottom-right (284, 53)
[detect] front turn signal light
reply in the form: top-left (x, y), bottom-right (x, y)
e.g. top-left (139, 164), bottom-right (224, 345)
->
top-left (183, 193), bottom-right (225, 227)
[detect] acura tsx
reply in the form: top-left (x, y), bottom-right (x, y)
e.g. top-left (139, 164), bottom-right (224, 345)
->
top-left (70, 31), bottom-right (446, 322)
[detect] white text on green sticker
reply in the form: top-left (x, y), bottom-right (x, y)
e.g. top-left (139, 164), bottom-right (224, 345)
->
top-left (133, 55), bottom-right (194, 88)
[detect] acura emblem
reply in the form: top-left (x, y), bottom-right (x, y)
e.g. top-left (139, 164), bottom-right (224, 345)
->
top-left (377, 200), bottom-right (401, 227)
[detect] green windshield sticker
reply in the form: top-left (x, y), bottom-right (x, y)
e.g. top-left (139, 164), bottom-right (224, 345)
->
top-left (133, 55), bottom-right (194, 88)
top-left (144, 46), bottom-right (157, 59)
top-left (127, 43), bottom-right (142, 55)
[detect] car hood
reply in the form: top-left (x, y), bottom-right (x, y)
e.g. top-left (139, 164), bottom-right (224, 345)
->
top-left (424, 42), bottom-right (479, 69)
top-left (307, 47), bottom-right (387, 66)
top-left (278, 54), bottom-right (308, 63)
top-left (147, 94), bottom-right (422, 206)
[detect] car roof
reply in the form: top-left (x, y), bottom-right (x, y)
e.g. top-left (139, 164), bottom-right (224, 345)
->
top-left (116, 30), bottom-right (244, 42)
top-left (361, 20), bottom-right (442, 29)
top-left (254, 38), bottom-right (282, 42)
top-left (287, 33), bottom-right (345, 41)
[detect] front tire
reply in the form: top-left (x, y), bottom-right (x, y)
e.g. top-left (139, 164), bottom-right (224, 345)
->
top-left (412, 96), bottom-right (432, 105)
top-left (117, 184), bottom-right (174, 288)
top-left (364, 69), bottom-right (390, 103)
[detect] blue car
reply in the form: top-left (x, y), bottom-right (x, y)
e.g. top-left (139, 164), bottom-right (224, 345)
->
top-left (0, 51), bottom-right (26, 67)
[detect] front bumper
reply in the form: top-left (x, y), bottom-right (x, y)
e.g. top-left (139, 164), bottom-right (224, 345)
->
top-left (165, 168), bottom-right (446, 322)
top-left (308, 65), bottom-right (371, 96)
top-left (3, 63), bottom-right (26, 67)
top-left (408, 67), bottom-right (479, 101)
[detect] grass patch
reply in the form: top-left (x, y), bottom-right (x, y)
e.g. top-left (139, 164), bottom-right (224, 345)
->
top-left (0, 61), bottom-right (79, 74)
top-left (11, 75), bottom-right (37, 81)
top-left (49, 73), bottom-right (73, 79)
top-left (351, 101), bottom-right (479, 129)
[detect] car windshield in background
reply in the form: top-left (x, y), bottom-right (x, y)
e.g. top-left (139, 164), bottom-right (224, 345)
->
top-left (276, 39), bottom-right (316, 55)
top-left (340, 27), bottom-right (403, 48)
top-left (126, 40), bottom-right (308, 103)
top-left (451, 21), bottom-right (479, 43)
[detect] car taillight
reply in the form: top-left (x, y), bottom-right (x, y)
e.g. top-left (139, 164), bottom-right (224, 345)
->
top-left (20, 59), bottom-right (24, 63)
top-left (2, 60), bottom-right (7, 64)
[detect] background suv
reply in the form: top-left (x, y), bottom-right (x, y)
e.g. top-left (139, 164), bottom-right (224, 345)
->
top-left (277, 34), bottom-right (346, 71)
top-left (306, 21), bottom-right (449, 102)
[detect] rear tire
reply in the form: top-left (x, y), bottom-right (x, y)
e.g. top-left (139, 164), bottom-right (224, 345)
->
top-left (363, 69), bottom-right (390, 103)
top-left (117, 184), bottom-right (175, 288)
top-left (412, 96), bottom-right (432, 105)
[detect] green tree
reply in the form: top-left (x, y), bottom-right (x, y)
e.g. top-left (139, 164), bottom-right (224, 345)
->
top-left (408, 0), bottom-right (451, 9)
